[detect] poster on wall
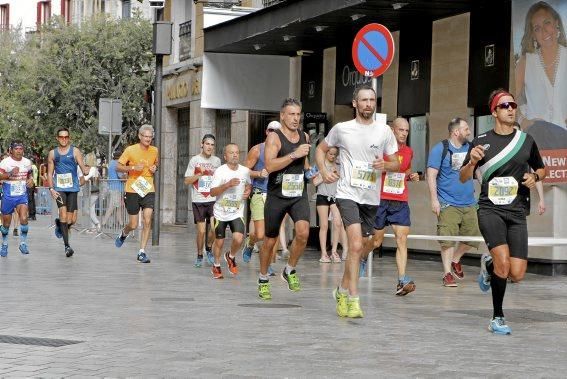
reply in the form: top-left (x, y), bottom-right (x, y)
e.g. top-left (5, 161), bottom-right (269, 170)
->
top-left (513, 0), bottom-right (567, 183)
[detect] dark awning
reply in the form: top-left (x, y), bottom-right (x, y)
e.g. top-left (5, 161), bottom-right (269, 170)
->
top-left (204, 0), bottom-right (488, 56)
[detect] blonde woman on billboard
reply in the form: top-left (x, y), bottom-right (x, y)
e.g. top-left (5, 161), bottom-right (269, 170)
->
top-left (516, 1), bottom-right (567, 149)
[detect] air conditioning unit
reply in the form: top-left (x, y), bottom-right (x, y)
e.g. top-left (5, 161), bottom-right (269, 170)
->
top-left (149, 0), bottom-right (165, 9)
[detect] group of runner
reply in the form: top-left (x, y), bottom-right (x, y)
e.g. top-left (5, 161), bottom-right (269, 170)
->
top-left (1, 85), bottom-right (546, 336)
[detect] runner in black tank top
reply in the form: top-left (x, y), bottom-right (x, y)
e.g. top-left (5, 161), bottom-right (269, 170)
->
top-left (257, 98), bottom-right (311, 301)
top-left (267, 129), bottom-right (307, 198)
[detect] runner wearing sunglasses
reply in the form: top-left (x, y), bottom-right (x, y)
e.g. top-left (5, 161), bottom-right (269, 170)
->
top-left (460, 89), bottom-right (546, 335)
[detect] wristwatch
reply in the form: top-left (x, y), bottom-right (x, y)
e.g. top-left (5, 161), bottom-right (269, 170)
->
top-left (533, 172), bottom-right (540, 182)
top-left (289, 152), bottom-right (296, 160)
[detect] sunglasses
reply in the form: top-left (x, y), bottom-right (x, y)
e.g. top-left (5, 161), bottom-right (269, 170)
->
top-left (495, 102), bottom-right (517, 110)
top-left (57, 135), bottom-right (70, 139)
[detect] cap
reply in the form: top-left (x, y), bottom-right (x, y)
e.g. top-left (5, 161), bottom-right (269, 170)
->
top-left (267, 121), bottom-right (281, 130)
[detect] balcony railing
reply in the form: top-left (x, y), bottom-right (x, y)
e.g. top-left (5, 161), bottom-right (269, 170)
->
top-left (196, 0), bottom-right (241, 8)
top-left (179, 20), bottom-right (192, 62)
top-left (262, 0), bottom-right (284, 7)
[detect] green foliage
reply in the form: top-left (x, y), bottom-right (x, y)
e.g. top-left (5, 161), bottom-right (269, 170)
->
top-left (0, 13), bottom-right (154, 159)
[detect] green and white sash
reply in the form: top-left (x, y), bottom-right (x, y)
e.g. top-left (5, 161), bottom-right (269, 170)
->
top-left (478, 130), bottom-right (526, 182)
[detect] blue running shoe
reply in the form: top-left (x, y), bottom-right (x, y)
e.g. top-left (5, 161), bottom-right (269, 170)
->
top-left (267, 265), bottom-right (276, 276)
top-left (194, 255), bottom-right (203, 267)
top-left (54, 219), bottom-right (63, 239)
top-left (0, 244), bottom-right (7, 257)
top-left (206, 248), bottom-right (214, 266)
top-left (489, 317), bottom-right (511, 335)
top-left (478, 253), bottom-right (492, 292)
top-left (137, 251), bottom-right (151, 263)
top-left (115, 232), bottom-right (127, 248)
top-left (359, 258), bottom-right (367, 278)
top-left (19, 243), bottom-right (29, 255)
top-left (242, 244), bottom-right (253, 263)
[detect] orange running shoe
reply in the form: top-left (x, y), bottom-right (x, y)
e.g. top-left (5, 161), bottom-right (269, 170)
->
top-left (224, 252), bottom-right (238, 275)
top-left (211, 265), bottom-right (223, 279)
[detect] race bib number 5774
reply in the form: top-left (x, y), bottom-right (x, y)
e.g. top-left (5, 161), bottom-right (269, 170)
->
top-left (350, 160), bottom-right (377, 190)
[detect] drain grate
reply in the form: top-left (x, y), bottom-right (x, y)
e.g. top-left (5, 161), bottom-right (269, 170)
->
top-left (449, 309), bottom-right (567, 323)
top-left (0, 335), bottom-right (83, 347)
top-left (238, 303), bottom-right (301, 309)
top-left (151, 297), bottom-right (195, 302)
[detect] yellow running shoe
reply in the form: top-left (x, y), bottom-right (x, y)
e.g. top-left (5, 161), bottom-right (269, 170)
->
top-left (332, 287), bottom-right (348, 317)
top-left (347, 297), bottom-right (364, 318)
top-left (258, 280), bottom-right (272, 300)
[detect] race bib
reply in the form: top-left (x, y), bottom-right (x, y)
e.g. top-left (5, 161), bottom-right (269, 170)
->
top-left (197, 175), bottom-right (213, 194)
top-left (9, 181), bottom-right (26, 197)
top-left (282, 174), bottom-right (304, 197)
top-left (131, 176), bottom-right (153, 198)
top-left (451, 152), bottom-right (467, 171)
top-left (350, 160), bottom-right (377, 190)
top-left (383, 172), bottom-right (405, 194)
top-left (219, 193), bottom-right (241, 213)
top-left (488, 176), bottom-right (518, 205)
top-left (56, 173), bottom-right (74, 189)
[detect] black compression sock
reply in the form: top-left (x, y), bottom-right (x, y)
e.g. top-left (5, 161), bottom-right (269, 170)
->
top-left (60, 222), bottom-right (70, 247)
top-left (491, 273), bottom-right (507, 318)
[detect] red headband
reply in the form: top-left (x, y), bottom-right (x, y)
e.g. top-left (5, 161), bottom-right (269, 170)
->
top-left (490, 91), bottom-right (512, 112)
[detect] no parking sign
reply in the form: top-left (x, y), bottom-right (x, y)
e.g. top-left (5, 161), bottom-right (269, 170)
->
top-left (352, 23), bottom-right (395, 77)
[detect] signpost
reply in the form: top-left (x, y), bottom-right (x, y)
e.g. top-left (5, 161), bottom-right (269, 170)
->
top-left (98, 98), bottom-right (122, 168)
top-left (352, 23), bottom-right (395, 122)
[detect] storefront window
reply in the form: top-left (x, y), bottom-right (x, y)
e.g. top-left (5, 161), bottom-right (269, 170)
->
top-left (409, 116), bottom-right (428, 176)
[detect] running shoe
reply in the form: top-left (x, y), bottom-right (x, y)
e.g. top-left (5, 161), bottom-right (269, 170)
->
top-left (359, 258), bottom-right (368, 277)
top-left (137, 251), bottom-right (150, 263)
top-left (0, 244), bottom-right (7, 257)
top-left (211, 265), bottom-right (223, 279)
top-left (242, 242), bottom-right (253, 263)
top-left (442, 272), bottom-right (457, 287)
top-left (267, 265), bottom-right (276, 276)
top-left (194, 255), bottom-right (204, 268)
top-left (488, 317), bottom-right (511, 335)
top-left (13, 228), bottom-right (18, 237)
top-left (54, 219), bottom-right (63, 239)
top-left (65, 245), bottom-right (74, 258)
top-left (206, 247), bottom-right (215, 266)
top-left (346, 297), bottom-right (364, 318)
top-left (19, 243), bottom-right (29, 255)
top-left (115, 232), bottom-right (127, 248)
top-left (396, 276), bottom-right (416, 296)
top-left (224, 252), bottom-right (238, 275)
top-left (478, 253), bottom-right (492, 292)
top-left (281, 268), bottom-right (301, 292)
top-left (332, 287), bottom-right (348, 317)
top-left (451, 261), bottom-right (464, 280)
top-left (258, 280), bottom-right (272, 300)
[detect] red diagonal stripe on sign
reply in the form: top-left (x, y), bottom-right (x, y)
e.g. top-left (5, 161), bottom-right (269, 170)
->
top-left (360, 36), bottom-right (386, 66)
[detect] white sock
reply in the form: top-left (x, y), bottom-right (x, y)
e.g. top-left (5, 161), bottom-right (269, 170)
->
top-left (285, 264), bottom-right (295, 275)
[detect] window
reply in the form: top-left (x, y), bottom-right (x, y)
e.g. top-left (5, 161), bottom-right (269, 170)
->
top-left (37, 1), bottom-right (52, 27)
top-left (408, 115), bottom-right (428, 175)
top-left (121, 0), bottom-right (131, 19)
top-left (0, 3), bottom-right (9, 30)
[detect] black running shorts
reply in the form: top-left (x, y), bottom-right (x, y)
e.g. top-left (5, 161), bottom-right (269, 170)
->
top-left (264, 195), bottom-right (310, 238)
top-left (214, 217), bottom-right (245, 239)
top-left (477, 206), bottom-right (528, 259)
top-left (55, 191), bottom-right (78, 212)
top-left (124, 192), bottom-right (155, 215)
top-left (335, 198), bottom-right (378, 237)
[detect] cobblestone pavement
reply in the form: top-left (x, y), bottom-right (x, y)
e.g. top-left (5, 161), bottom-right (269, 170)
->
top-left (0, 216), bottom-right (566, 377)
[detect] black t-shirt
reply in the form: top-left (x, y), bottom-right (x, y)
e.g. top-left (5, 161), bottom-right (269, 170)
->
top-left (463, 129), bottom-right (544, 211)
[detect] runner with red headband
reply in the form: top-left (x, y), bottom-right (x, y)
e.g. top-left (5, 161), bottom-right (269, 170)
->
top-left (0, 141), bottom-right (35, 257)
top-left (460, 89), bottom-right (546, 335)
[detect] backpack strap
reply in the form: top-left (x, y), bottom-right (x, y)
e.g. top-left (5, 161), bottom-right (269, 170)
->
top-left (441, 139), bottom-right (452, 164)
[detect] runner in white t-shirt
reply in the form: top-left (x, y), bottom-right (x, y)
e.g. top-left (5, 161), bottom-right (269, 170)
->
top-left (316, 85), bottom-right (399, 318)
top-left (0, 141), bottom-right (35, 257)
top-left (209, 143), bottom-right (251, 279)
top-left (184, 134), bottom-right (222, 267)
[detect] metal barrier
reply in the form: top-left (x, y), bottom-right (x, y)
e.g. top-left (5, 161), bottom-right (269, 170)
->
top-left (38, 179), bottom-right (139, 240)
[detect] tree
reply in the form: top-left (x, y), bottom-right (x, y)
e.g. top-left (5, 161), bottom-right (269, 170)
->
top-left (0, 12), bottom-right (154, 160)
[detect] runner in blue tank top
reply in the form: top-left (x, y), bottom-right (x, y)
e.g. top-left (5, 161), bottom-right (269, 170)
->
top-left (46, 127), bottom-right (89, 258)
top-left (242, 121), bottom-right (281, 273)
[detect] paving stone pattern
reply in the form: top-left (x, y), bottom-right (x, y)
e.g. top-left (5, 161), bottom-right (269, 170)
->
top-left (0, 216), bottom-right (566, 377)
